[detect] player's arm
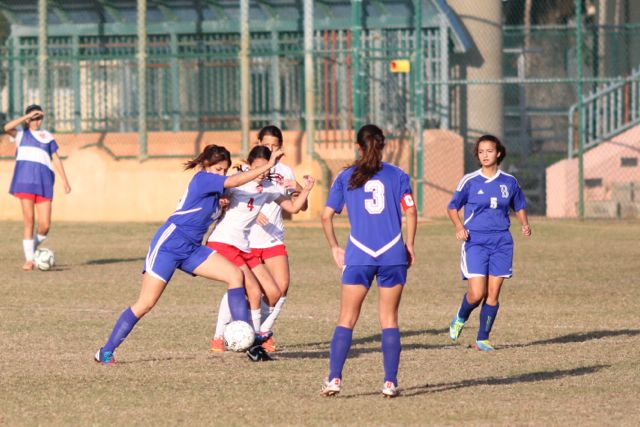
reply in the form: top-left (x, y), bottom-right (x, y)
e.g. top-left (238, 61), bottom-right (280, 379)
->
top-left (447, 208), bottom-right (468, 241)
top-left (223, 149), bottom-right (284, 189)
top-left (3, 111), bottom-right (42, 137)
top-left (321, 206), bottom-right (344, 268)
top-left (515, 209), bottom-right (531, 236)
top-left (401, 193), bottom-right (417, 268)
top-left (275, 175), bottom-right (314, 214)
top-left (51, 152), bottom-right (71, 194)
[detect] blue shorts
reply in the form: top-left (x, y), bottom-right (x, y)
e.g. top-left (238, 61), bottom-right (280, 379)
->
top-left (461, 230), bottom-right (513, 280)
top-left (342, 265), bottom-right (407, 288)
top-left (143, 223), bottom-right (214, 283)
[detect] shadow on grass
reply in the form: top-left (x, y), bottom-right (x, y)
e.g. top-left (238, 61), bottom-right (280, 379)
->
top-left (115, 355), bottom-right (198, 364)
top-left (345, 364), bottom-right (610, 398)
top-left (505, 329), bottom-right (640, 348)
top-left (280, 340), bottom-right (454, 360)
top-left (296, 328), bottom-right (448, 349)
top-left (85, 257), bottom-right (146, 265)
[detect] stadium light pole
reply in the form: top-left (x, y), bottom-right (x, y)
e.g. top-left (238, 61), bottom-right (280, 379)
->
top-left (137, 0), bottom-right (148, 161)
top-left (576, 0), bottom-right (584, 218)
top-left (303, 0), bottom-right (315, 156)
top-left (240, 0), bottom-right (250, 155)
top-left (38, 0), bottom-right (47, 112)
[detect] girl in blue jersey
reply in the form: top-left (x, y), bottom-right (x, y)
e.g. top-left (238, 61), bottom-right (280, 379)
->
top-left (95, 144), bottom-right (284, 365)
top-left (447, 135), bottom-right (531, 352)
top-left (320, 124), bottom-right (417, 398)
top-left (3, 105), bottom-right (72, 271)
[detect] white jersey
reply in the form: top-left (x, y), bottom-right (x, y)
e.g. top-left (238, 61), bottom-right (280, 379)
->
top-left (248, 163), bottom-right (297, 248)
top-left (208, 179), bottom-right (282, 252)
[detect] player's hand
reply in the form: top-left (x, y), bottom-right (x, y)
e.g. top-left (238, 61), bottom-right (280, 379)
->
top-left (219, 197), bottom-right (230, 209)
top-left (455, 226), bottom-right (469, 241)
top-left (521, 224), bottom-right (532, 237)
top-left (331, 246), bottom-right (345, 269)
top-left (28, 111), bottom-right (44, 121)
top-left (256, 212), bottom-right (269, 226)
top-left (302, 175), bottom-right (315, 191)
top-left (268, 148), bottom-right (285, 165)
top-left (405, 245), bottom-right (415, 268)
top-left (64, 183), bottom-right (71, 194)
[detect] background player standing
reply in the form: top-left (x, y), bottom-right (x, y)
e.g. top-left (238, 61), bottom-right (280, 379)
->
top-left (320, 124), bottom-right (417, 398)
top-left (447, 134), bottom-right (532, 352)
top-left (3, 105), bottom-right (72, 270)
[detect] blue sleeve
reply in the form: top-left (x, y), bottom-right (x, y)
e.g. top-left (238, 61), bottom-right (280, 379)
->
top-left (50, 140), bottom-right (59, 154)
top-left (326, 172), bottom-right (345, 213)
top-left (399, 170), bottom-right (412, 196)
top-left (195, 172), bottom-right (227, 196)
top-left (510, 181), bottom-right (527, 211)
top-left (448, 180), bottom-right (469, 210)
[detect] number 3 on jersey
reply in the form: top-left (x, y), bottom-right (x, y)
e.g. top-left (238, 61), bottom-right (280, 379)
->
top-left (364, 180), bottom-right (385, 214)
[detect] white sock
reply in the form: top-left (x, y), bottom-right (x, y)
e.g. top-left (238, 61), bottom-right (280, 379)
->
top-left (260, 296), bottom-right (287, 333)
top-left (35, 234), bottom-right (47, 249)
top-left (251, 309), bottom-right (261, 333)
top-left (214, 293), bottom-right (232, 338)
top-left (22, 239), bottom-right (35, 261)
top-left (260, 298), bottom-right (271, 323)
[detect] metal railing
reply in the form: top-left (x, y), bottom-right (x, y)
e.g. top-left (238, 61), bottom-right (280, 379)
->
top-left (568, 65), bottom-right (640, 158)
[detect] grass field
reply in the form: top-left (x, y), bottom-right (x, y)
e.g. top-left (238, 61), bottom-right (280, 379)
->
top-left (1, 219), bottom-right (639, 426)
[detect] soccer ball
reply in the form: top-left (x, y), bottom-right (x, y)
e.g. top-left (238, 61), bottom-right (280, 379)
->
top-left (34, 248), bottom-right (55, 271)
top-left (223, 320), bottom-right (255, 352)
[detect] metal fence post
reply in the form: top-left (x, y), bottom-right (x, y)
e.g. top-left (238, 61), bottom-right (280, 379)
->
top-left (303, 0), bottom-right (315, 156)
top-left (414, 0), bottom-right (424, 216)
top-left (38, 0), bottom-right (47, 111)
top-left (576, 0), bottom-right (584, 218)
top-left (351, 0), bottom-right (362, 137)
top-left (137, 0), bottom-right (147, 160)
top-left (240, 0), bottom-right (250, 155)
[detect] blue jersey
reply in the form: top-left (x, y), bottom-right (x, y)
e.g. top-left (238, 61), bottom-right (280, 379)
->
top-left (448, 170), bottom-right (526, 233)
top-left (9, 128), bottom-right (59, 199)
top-left (326, 163), bottom-right (412, 266)
top-left (166, 171), bottom-right (227, 243)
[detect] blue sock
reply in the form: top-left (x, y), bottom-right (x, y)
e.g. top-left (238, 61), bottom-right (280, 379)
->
top-left (227, 287), bottom-right (249, 323)
top-left (381, 328), bottom-right (401, 385)
top-left (477, 303), bottom-right (499, 341)
top-left (457, 293), bottom-right (480, 321)
top-left (328, 326), bottom-right (353, 380)
top-left (103, 307), bottom-right (139, 353)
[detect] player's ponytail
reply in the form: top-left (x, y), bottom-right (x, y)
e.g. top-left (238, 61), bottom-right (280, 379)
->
top-left (184, 144), bottom-right (231, 170)
top-left (349, 124), bottom-right (385, 189)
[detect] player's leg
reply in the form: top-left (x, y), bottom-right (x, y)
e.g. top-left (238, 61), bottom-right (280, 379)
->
top-left (259, 249), bottom-right (289, 351)
top-left (321, 266), bottom-right (373, 396)
top-left (34, 199), bottom-right (52, 249)
top-left (96, 273), bottom-right (167, 364)
top-left (377, 266), bottom-right (406, 397)
top-left (19, 197), bottom-right (35, 270)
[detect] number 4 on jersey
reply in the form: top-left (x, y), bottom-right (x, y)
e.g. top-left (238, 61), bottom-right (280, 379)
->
top-left (247, 198), bottom-right (255, 211)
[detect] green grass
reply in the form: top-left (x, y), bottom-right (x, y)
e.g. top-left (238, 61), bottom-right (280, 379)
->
top-left (1, 219), bottom-right (639, 426)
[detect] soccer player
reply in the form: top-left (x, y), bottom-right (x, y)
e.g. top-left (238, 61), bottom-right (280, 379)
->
top-left (320, 124), bottom-right (417, 398)
top-left (94, 144), bottom-right (284, 365)
top-left (447, 134), bottom-right (532, 352)
top-left (3, 105), bottom-right (72, 271)
top-left (207, 145), bottom-right (314, 352)
top-left (249, 125), bottom-right (305, 352)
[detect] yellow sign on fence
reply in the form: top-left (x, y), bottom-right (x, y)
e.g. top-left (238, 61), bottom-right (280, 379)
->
top-left (390, 59), bottom-right (410, 73)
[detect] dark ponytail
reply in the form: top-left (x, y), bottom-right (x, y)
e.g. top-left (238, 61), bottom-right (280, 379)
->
top-left (348, 124), bottom-right (386, 189)
top-left (184, 144), bottom-right (231, 170)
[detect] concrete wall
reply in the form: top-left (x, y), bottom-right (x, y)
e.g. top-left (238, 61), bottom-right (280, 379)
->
top-left (546, 125), bottom-right (640, 217)
top-left (0, 129), bottom-right (464, 221)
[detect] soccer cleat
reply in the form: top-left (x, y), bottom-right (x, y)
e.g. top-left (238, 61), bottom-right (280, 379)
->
top-left (381, 381), bottom-right (399, 398)
top-left (474, 340), bottom-right (495, 352)
top-left (254, 331), bottom-right (273, 345)
top-left (320, 378), bottom-right (342, 397)
top-left (210, 337), bottom-right (225, 353)
top-left (449, 316), bottom-right (466, 342)
top-left (246, 344), bottom-right (273, 362)
top-left (94, 348), bottom-right (116, 365)
top-left (260, 336), bottom-right (277, 353)
top-left (22, 261), bottom-right (34, 271)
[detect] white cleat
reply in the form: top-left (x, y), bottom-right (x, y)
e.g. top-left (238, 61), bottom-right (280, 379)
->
top-left (320, 378), bottom-right (342, 397)
top-left (382, 381), bottom-right (399, 398)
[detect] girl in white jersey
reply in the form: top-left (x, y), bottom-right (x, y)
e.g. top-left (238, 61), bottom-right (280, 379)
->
top-left (207, 145), bottom-right (314, 352)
